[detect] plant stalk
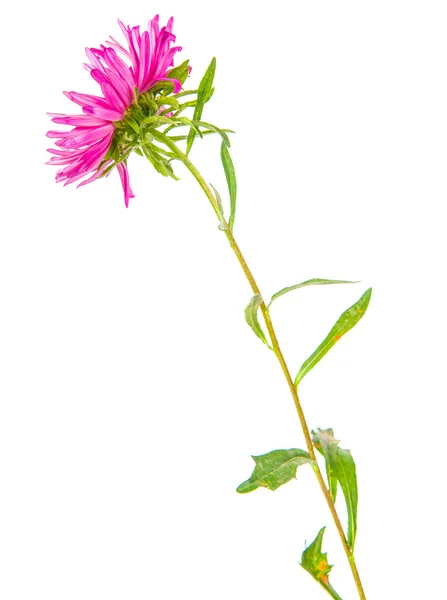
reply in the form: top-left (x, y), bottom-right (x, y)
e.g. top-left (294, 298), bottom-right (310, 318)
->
top-left (153, 133), bottom-right (367, 600)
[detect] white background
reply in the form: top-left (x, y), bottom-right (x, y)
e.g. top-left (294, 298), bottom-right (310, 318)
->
top-left (1, 1), bottom-right (446, 598)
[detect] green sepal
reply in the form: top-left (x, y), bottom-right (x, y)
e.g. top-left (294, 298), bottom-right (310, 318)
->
top-left (244, 294), bottom-right (272, 349)
top-left (268, 278), bottom-right (359, 308)
top-left (166, 59), bottom-right (191, 86)
top-left (123, 117), bottom-right (140, 135)
top-left (312, 429), bottom-right (358, 550)
top-left (237, 448), bottom-right (313, 493)
top-left (220, 142), bottom-right (237, 231)
top-left (300, 527), bottom-right (343, 600)
top-left (154, 96), bottom-right (180, 112)
top-left (186, 57), bottom-right (216, 155)
top-left (295, 288), bottom-right (372, 385)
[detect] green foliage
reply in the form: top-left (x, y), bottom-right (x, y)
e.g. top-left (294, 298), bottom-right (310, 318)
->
top-left (209, 184), bottom-right (227, 231)
top-left (335, 447), bottom-right (357, 550)
top-left (220, 142), bottom-right (237, 231)
top-left (237, 448), bottom-right (312, 493)
top-left (268, 278), bottom-right (358, 308)
top-left (300, 527), bottom-right (343, 600)
top-left (186, 57), bottom-right (216, 155)
top-left (154, 95), bottom-right (181, 113)
top-left (312, 428), bottom-right (340, 503)
top-left (141, 145), bottom-right (179, 180)
top-left (166, 59), bottom-right (191, 85)
top-left (294, 288), bottom-right (372, 385)
top-left (312, 429), bottom-right (358, 550)
top-left (192, 120), bottom-right (231, 147)
top-left (244, 295), bottom-right (272, 349)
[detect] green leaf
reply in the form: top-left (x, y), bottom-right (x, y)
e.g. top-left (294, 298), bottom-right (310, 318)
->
top-left (237, 448), bottom-right (312, 493)
top-left (209, 184), bottom-right (227, 231)
top-left (244, 294), bottom-right (272, 349)
top-left (312, 428), bottom-right (339, 503)
top-left (312, 429), bottom-right (358, 551)
top-left (192, 120), bottom-right (231, 147)
top-left (172, 116), bottom-right (203, 138)
top-left (268, 278), bottom-right (359, 308)
top-left (142, 145), bottom-right (179, 180)
top-left (300, 527), bottom-right (343, 600)
top-left (186, 57), bottom-right (216, 155)
top-left (294, 288), bottom-right (372, 385)
top-left (335, 447), bottom-right (357, 550)
top-left (168, 128), bottom-right (234, 142)
top-left (140, 115), bottom-right (174, 128)
top-left (221, 142), bottom-right (237, 231)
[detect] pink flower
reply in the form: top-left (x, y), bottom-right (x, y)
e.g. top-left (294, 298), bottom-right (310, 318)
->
top-left (46, 16), bottom-right (183, 207)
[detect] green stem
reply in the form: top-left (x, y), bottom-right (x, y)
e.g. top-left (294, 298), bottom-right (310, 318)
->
top-left (152, 131), bottom-right (367, 600)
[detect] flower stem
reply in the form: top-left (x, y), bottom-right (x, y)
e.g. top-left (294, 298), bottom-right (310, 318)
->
top-left (153, 132), bottom-right (367, 600)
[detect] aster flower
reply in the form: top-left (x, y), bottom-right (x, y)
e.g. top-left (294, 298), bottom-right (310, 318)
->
top-left (46, 16), bottom-right (185, 207)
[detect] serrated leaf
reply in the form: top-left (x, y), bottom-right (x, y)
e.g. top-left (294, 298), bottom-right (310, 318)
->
top-left (237, 448), bottom-right (312, 493)
top-left (312, 428), bottom-right (340, 503)
top-left (300, 527), bottom-right (343, 600)
top-left (295, 288), bottom-right (372, 385)
top-left (268, 278), bottom-right (358, 308)
top-left (221, 142), bottom-right (237, 231)
top-left (186, 57), bottom-right (216, 155)
top-left (244, 294), bottom-right (272, 349)
top-left (312, 428), bottom-right (358, 550)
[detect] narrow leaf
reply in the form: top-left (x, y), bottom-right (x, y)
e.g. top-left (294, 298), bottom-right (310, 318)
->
top-left (244, 294), bottom-right (272, 349)
top-left (312, 428), bottom-right (358, 551)
top-left (300, 527), bottom-right (343, 600)
top-left (237, 448), bottom-right (312, 493)
top-left (172, 116), bottom-right (203, 138)
top-left (221, 142), bottom-right (237, 231)
top-left (334, 447), bottom-right (357, 550)
top-left (268, 278), bottom-right (359, 308)
top-left (312, 428), bottom-right (339, 502)
top-left (209, 184), bottom-right (227, 231)
top-left (140, 115), bottom-right (174, 128)
top-left (186, 57), bottom-right (216, 154)
top-left (168, 128), bottom-right (234, 142)
top-left (192, 120), bottom-right (231, 147)
top-left (295, 288), bottom-right (372, 385)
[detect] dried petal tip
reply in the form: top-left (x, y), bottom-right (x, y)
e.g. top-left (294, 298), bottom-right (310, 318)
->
top-left (46, 15), bottom-right (184, 207)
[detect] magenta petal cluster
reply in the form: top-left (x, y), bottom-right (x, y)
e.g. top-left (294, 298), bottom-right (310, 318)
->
top-left (46, 16), bottom-right (183, 207)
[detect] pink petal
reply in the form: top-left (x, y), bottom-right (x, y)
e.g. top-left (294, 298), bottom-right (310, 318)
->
top-left (117, 162), bottom-right (135, 207)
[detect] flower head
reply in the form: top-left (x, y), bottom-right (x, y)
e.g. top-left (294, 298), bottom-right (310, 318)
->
top-left (46, 16), bottom-right (185, 207)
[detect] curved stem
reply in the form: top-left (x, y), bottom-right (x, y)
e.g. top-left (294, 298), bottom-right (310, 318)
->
top-left (153, 132), bottom-right (367, 600)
